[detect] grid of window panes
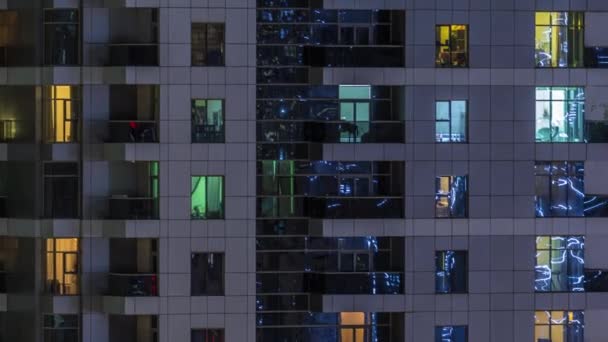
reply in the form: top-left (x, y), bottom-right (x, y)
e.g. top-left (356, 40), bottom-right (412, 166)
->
top-left (191, 176), bottom-right (224, 219)
top-left (534, 162), bottom-right (584, 217)
top-left (535, 87), bottom-right (584, 143)
top-left (435, 326), bottom-right (467, 342)
top-left (535, 236), bottom-right (585, 292)
top-left (435, 251), bottom-right (467, 294)
top-left (435, 176), bottom-right (468, 218)
top-left (45, 238), bottom-right (79, 295)
top-left (257, 161), bottom-right (404, 219)
top-left (256, 236), bottom-right (403, 296)
top-left (435, 25), bottom-right (468, 67)
top-left (435, 100), bottom-right (467, 142)
top-left (43, 314), bottom-right (79, 342)
top-left (191, 23), bottom-right (225, 66)
top-left (534, 311), bottom-right (584, 342)
top-left (535, 12), bottom-right (584, 68)
top-left (191, 99), bottom-right (224, 143)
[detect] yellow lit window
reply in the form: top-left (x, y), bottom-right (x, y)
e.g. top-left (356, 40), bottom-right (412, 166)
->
top-left (340, 312), bottom-right (365, 342)
top-left (45, 85), bottom-right (78, 143)
top-left (45, 238), bottom-right (79, 295)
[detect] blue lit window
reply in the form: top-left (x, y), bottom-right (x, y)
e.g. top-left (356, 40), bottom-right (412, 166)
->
top-left (436, 251), bottom-right (467, 293)
top-left (435, 176), bottom-right (468, 218)
top-left (535, 236), bottom-right (585, 292)
top-left (435, 100), bottom-right (467, 143)
top-left (535, 311), bottom-right (584, 342)
top-left (535, 87), bottom-right (584, 143)
top-left (535, 162), bottom-right (584, 217)
top-left (435, 326), bottom-right (467, 342)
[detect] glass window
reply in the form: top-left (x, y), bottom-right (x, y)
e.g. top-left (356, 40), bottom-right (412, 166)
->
top-left (44, 314), bottom-right (78, 342)
top-left (535, 87), bottom-right (584, 143)
top-left (535, 236), bottom-right (585, 292)
top-left (191, 176), bottom-right (224, 219)
top-left (535, 161), bottom-right (584, 217)
top-left (44, 162), bottom-right (79, 218)
top-left (192, 329), bottom-right (224, 342)
top-left (435, 326), bottom-right (467, 342)
top-left (535, 311), bottom-right (584, 342)
top-left (435, 100), bottom-right (467, 142)
top-left (339, 85), bottom-right (371, 143)
top-left (45, 238), bottom-right (79, 295)
top-left (44, 9), bottom-right (79, 66)
top-left (436, 25), bottom-right (468, 67)
top-left (435, 176), bottom-right (468, 218)
top-left (436, 251), bottom-right (467, 293)
top-left (191, 253), bottom-right (224, 296)
top-left (192, 99), bottom-right (225, 143)
top-left (43, 85), bottom-right (79, 143)
top-left (535, 12), bottom-right (584, 68)
top-left (192, 23), bottom-right (225, 66)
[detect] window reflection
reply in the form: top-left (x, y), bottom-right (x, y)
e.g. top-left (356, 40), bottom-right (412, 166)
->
top-left (436, 250), bottom-right (467, 293)
top-left (435, 176), bottom-right (468, 218)
top-left (535, 162), bottom-right (584, 217)
top-left (535, 12), bottom-right (584, 68)
top-left (534, 311), bottom-right (584, 342)
top-left (435, 326), bottom-right (467, 342)
top-left (535, 236), bottom-right (585, 292)
top-left (535, 87), bottom-right (584, 143)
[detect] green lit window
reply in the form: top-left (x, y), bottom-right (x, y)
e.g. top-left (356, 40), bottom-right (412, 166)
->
top-left (435, 100), bottom-right (467, 142)
top-left (192, 99), bottom-right (224, 143)
top-left (535, 12), bottom-right (584, 68)
top-left (535, 87), bottom-right (584, 142)
top-left (191, 176), bottom-right (224, 219)
top-left (436, 25), bottom-right (468, 67)
top-left (339, 85), bottom-right (370, 143)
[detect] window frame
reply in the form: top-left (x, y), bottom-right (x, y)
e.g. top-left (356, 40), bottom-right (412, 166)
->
top-left (435, 175), bottom-right (469, 218)
top-left (191, 99), bottom-right (225, 143)
top-left (534, 310), bottom-right (584, 342)
top-left (191, 175), bottom-right (225, 220)
top-left (534, 236), bottom-right (585, 292)
top-left (190, 252), bottom-right (225, 296)
top-left (435, 24), bottom-right (469, 68)
top-left (191, 23), bottom-right (225, 66)
top-left (435, 250), bottom-right (468, 294)
top-left (534, 12), bottom-right (585, 68)
top-left (435, 100), bottom-right (468, 143)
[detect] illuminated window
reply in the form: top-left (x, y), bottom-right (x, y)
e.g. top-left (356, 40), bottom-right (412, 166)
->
top-left (535, 311), bottom-right (584, 342)
top-left (535, 12), bottom-right (584, 68)
top-left (435, 100), bottom-right (467, 142)
top-left (191, 176), bottom-right (224, 219)
top-left (191, 99), bottom-right (224, 143)
top-left (191, 329), bottom-right (224, 342)
top-left (340, 312), bottom-right (365, 342)
top-left (339, 85), bottom-right (371, 143)
top-left (535, 236), bottom-right (585, 292)
top-left (191, 23), bottom-right (225, 66)
top-left (536, 87), bottom-right (584, 143)
top-left (191, 253), bottom-right (224, 296)
top-left (435, 176), bottom-right (468, 218)
top-left (435, 326), bottom-right (467, 342)
top-left (44, 85), bottom-right (79, 143)
top-left (535, 162), bottom-right (584, 217)
top-left (45, 238), bottom-right (78, 295)
top-left (436, 251), bottom-right (467, 293)
top-left (436, 25), bottom-right (468, 67)
top-left (43, 314), bottom-right (78, 342)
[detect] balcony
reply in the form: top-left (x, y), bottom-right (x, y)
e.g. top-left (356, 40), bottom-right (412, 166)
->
top-left (85, 8), bottom-right (158, 67)
top-left (108, 196), bottom-right (158, 220)
top-left (107, 273), bottom-right (157, 296)
top-left (306, 272), bottom-right (402, 294)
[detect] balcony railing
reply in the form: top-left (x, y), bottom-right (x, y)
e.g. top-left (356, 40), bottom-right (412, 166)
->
top-left (106, 120), bottom-right (158, 143)
top-left (257, 196), bottom-right (404, 219)
top-left (107, 273), bottom-right (158, 296)
top-left (257, 121), bottom-right (404, 143)
top-left (108, 43), bottom-right (158, 66)
top-left (108, 197), bottom-right (158, 220)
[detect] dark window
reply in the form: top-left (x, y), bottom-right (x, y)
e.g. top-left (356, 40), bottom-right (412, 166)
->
top-left (192, 23), bottom-right (225, 66)
top-left (435, 176), bottom-right (468, 218)
top-left (535, 236), bottom-right (584, 292)
top-left (43, 314), bottom-right (78, 342)
top-left (192, 329), bottom-right (224, 342)
top-left (436, 251), bottom-right (467, 294)
top-left (435, 326), bottom-right (467, 342)
top-left (192, 99), bottom-right (225, 143)
top-left (535, 161), bottom-right (584, 217)
top-left (44, 9), bottom-right (79, 66)
top-left (191, 253), bottom-right (224, 296)
top-left (436, 25), bottom-right (468, 67)
top-left (44, 162), bottom-right (79, 218)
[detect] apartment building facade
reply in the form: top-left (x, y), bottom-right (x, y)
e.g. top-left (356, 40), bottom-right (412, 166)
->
top-left (0, 0), bottom-right (607, 341)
